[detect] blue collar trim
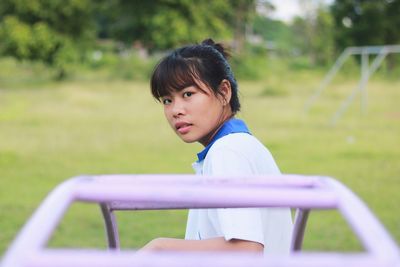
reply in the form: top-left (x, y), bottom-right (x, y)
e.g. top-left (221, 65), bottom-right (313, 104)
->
top-left (197, 118), bottom-right (251, 162)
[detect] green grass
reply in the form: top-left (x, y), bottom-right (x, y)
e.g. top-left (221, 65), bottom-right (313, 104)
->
top-left (0, 62), bottom-right (399, 255)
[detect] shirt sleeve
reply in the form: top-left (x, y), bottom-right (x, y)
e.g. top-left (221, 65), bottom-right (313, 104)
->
top-left (203, 145), bottom-right (255, 178)
top-left (203, 145), bottom-right (265, 245)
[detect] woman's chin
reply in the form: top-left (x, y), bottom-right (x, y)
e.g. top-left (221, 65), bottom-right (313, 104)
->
top-left (178, 135), bottom-right (199, 144)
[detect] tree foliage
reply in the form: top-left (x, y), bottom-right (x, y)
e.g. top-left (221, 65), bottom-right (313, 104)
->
top-left (331, 0), bottom-right (400, 70)
top-left (331, 0), bottom-right (400, 48)
top-left (0, 0), bottom-right (95, 78)
top-left (291, 4), bottom-right (335, 65)
top-left (230, 0), bottom-right (257, 53)
top-left (252, 15), bottom-right (293, 53)
top-left (96, 0), bottom-right (233, 51)
top-left (5, 0), bottom-right (400, 77)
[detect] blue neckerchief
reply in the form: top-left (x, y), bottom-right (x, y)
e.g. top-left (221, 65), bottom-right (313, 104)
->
top-left (196, 118), bottom-right (251, 162)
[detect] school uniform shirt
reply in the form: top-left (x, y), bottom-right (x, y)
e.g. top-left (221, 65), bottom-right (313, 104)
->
top-left (184, 118), bottom-right (293, 254)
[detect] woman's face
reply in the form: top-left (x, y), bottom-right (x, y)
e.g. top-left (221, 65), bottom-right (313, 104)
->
top-left (161, 82), bottom-right (231, 146)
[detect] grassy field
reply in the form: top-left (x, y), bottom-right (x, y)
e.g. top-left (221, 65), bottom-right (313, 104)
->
top-left (0, 61), bottom-right (399, 255)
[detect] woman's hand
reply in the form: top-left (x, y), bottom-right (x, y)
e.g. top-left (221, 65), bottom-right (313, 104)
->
top-left (140, 237), bottom-right (263, 252)
top-left (140, 238), bottom-right (169, 251)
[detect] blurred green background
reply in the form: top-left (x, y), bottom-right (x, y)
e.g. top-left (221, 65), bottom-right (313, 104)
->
top-left (0, 0), bottom-right (399, 255)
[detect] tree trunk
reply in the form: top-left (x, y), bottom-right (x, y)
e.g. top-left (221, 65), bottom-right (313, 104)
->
top-left (386, 54), bottom-right (397, 72)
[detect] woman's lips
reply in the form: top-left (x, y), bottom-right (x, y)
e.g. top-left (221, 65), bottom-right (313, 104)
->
top-left (175, 122), bottom-right (192, 134)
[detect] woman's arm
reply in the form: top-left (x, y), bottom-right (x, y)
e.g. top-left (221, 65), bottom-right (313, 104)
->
top-left (141, 237), bottom-right (263, 252)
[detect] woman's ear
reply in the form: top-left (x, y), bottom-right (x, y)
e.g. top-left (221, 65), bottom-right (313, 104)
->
top-left (219, 79), bottom-right (232, 106)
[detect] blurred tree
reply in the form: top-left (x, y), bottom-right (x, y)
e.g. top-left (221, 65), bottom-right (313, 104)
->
top-left (231, 0), bottom-right (257, 53)
top-left (252, 16), bottom-right (293, 54)
top-left (96, 0), bottom-right (232, 51)
top-left (331, 0), bottom-right (400, 47)
top-left (0, 0), bottom-right (95, 79)
top-left (95, 0), bottom-right (272, 53)
top-left (331, 0), bottom-right (386, 48)
top-left (332, 0), bottom-right (400, 69)
top-left (291, 2), bottom-right (335, 66)
top-left (0, 0), bottom-right (275, 77)
top-left (384, 0), bottom-right (400, 69)
top-left (385, 0), bottom-right (400, 45)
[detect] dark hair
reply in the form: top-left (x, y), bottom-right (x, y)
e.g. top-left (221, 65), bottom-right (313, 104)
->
top-left (150, 38), bottom-right (241, 113)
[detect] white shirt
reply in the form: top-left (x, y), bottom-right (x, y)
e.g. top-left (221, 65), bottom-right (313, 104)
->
top-left (185, 133), bottom-right (293, 254)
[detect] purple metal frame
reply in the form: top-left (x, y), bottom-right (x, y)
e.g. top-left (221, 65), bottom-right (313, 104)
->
top-left (1, 174), bottom-right (399, 267)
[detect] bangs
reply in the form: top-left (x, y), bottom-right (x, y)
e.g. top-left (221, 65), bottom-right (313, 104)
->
top-left (151, 56), bottom-right (203, 100)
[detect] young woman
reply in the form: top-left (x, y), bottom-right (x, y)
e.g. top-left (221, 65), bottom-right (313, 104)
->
top-left (142, 39), bottom-right (293, 254)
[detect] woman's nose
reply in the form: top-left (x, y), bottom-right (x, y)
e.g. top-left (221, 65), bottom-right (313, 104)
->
top-left (172, 99), bottom-right (185, 118)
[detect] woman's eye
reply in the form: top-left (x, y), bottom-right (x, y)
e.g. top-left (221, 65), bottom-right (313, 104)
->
top-left (162, 98), bottom-right (172, 105)
top-left (183, 92), bottom-right (193, 98)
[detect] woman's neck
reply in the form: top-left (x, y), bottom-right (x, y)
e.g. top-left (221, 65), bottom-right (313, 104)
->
top-left (199, 110), bottom-right (234, 147)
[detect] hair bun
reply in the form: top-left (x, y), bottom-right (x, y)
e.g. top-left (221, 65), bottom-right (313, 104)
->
top-left (201, 38), bottom-right (230, 59)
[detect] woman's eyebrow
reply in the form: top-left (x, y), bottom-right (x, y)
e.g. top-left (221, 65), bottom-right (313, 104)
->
top-left (160, 93), bottom-right (172, 98)
top-left (177, 83), bottom-right (195, 90)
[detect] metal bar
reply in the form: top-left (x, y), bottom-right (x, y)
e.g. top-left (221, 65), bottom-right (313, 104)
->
top-left (330, 49), bottom-right (389, 125)
top-left (91, 174), bottom-right (323, 188)
top-left (2, 174), bottom-right (399, 267)
top-left (27, 250), bottom-right (393, 267)
top-left (347, 45), bottom-right (400, 54)
top-left (322, 178), bottom-right (399, 260)
top-left (100, 203), bottom-right (120, 250)
top-left (304, 48), bottom-right (352, 112)
top-left (305, 45), bottom-right (400, 124)
top-left (75, 184), bottom-right (338, 209)
top-left (368, 50), bottom-right (389, 74)
top-left (0, 177), bottom-right (85, 267)
top-left (361, 50), bottom-right (369, 114)
top-left (291, 209), bottom-right (310, 252)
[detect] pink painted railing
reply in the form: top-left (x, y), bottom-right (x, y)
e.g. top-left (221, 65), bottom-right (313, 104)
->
top-left (1, 174), bottom-right (399, 267)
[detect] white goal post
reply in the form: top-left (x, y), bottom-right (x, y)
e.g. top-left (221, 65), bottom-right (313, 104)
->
top-left (305, 45), bottom-right (400, 125)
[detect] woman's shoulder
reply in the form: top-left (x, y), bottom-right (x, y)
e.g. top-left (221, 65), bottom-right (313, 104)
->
top-left (211, 133), bottom-right (264, 152)
top-left (208, 132), bottom-right (273, 161)
top-left (204, 133), bottom-right (280, 175)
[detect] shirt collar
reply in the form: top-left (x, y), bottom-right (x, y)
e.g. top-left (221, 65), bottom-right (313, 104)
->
top-left (196, 118), bottom-right (251, 162)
